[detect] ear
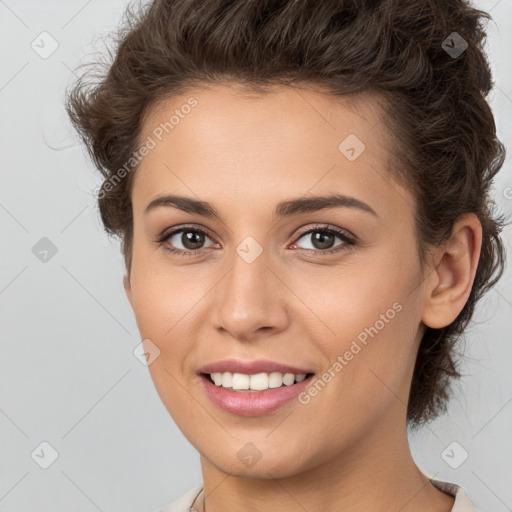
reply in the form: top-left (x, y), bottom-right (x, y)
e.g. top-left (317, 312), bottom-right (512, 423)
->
top-left (421, 213), bottom-right (482, 329)
top-left (123, 274), bottom-right (133, 309)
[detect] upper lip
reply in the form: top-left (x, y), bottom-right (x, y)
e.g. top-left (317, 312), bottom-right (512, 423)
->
top-left (198, 359), bottom-right (314, 375)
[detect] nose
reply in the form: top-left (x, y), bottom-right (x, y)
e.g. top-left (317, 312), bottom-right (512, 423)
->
top-left (211, 243), bottom-right (289, 342)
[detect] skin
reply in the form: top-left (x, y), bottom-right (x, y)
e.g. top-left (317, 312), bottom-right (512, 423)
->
top-left (123, 83), bottom-right (482, 512)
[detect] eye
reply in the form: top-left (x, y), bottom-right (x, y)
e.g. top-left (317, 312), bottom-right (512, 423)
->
top-left (158, 225), bottom-right (218, 256)
top-left (290, 224), bottom-right (355, 254)
top-left (157, 223), bottom-right (355, 257)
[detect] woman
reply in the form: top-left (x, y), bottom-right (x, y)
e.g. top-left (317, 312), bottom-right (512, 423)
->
top-left (65, 0), bottom-right (507, 510)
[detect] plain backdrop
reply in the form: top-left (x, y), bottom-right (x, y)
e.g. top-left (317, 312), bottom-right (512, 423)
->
top-left (1, 0), bottom-right (511, 511)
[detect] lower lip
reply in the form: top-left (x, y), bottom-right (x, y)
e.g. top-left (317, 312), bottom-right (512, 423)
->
top-left (198, 373), bottom-right (315, 417)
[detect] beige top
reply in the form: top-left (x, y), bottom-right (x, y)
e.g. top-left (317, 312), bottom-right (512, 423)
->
top-left (158, 477), bottom-right (479, 512)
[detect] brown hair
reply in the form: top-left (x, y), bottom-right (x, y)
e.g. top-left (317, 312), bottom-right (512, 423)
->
top-left (65, 0), bottom-right (507, 428)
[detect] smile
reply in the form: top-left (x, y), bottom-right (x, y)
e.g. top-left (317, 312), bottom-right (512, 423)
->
top-left (199, 372), bottom-right (315, 416)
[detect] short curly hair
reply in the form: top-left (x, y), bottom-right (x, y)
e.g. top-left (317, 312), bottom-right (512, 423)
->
top-left (65, 0), bottom-right (507, 428)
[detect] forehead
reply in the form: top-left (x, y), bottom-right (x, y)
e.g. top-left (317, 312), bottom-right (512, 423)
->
top-left (139, 83), bottom-right (383, 154)
top-left (132, 83), bottom-right (414, 223)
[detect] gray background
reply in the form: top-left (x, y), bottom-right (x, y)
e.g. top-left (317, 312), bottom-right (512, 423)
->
top-left (1, 0), bottom-right (511, 511)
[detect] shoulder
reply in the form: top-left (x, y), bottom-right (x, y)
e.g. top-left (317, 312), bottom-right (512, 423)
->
top-left (429, 477), bottom-right (479, 512)
top-left (156, 483), bottom-right (203, 512)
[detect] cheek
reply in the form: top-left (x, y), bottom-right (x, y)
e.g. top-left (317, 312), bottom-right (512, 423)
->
top-left (128, 269), bottom-right (204, 420)
top-left (129, 259), bottom-right (204, 339)
top-left (294, 243), bottom-right (418, 341)
top-left (300, 248), bottom-right (421, 400)
top-left (127, 261), bottom-right (217, 391)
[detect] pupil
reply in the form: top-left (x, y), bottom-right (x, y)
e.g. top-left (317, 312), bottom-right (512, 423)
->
top-left (313, 231), bottom-right (334, 249)
top-left (183, 231), bottom-right (204, 250)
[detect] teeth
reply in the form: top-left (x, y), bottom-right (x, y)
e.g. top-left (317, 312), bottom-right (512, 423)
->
top-left (249, 372), bottom-right (268, 390)
top-left (221, 372), bottom-right (232, 388)
top-left (232, 373), bottom-right (249, 390)
top-left (209, 372), bottom-right (308, 391)
top-left (268, 372), bottom-right (283, 389)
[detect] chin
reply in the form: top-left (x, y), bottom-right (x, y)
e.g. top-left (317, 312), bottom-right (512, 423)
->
top-left (202, 443), bottom-right (311, 479)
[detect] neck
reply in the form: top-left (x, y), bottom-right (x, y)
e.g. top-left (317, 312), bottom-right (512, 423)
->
top-left (197, 403), bottom-right (455, 512)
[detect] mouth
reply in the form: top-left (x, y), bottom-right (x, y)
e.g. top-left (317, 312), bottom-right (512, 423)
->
top-left (198, 371), bottom-right (316, 416)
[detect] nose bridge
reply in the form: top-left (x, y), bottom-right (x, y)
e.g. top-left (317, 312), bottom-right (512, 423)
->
top-left (212, 234), bottom-right (288, 338)
top-left (231, 235), bottom-right (270, 297)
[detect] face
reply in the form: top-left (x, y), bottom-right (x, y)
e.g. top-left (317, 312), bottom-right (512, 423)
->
top-left (124, 83), bottom-right (428, 478)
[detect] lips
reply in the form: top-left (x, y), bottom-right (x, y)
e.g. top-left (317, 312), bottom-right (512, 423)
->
top-left (196, 358), bottom-right (316, 416)
top-left (198, 372), bottom-right (316, 416)
top-left (198, 358), bottom-right (314, 375)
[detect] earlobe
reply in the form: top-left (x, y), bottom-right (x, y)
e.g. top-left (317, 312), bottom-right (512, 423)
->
top-left (421, 213), bottom-right (482, 329)
top-left (123, 274), bottom-right (133, 308)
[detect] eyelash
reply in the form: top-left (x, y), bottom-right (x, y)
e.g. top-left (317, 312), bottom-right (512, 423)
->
top-left (157, 223), bottom-right (356, 257)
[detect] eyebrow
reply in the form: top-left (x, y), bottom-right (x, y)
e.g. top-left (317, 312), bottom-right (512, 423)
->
top-left (144, 193), bottom-right (378, 221)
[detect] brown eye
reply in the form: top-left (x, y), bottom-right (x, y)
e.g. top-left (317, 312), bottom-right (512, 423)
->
top-left (161, 226), bottom-right (217, 255)
top-left (292, 226), bottom-right (355, 254)
top-left (309, 231), bottom-right (337, 250)
top-left (179, 230), bottom-right (206, 250)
